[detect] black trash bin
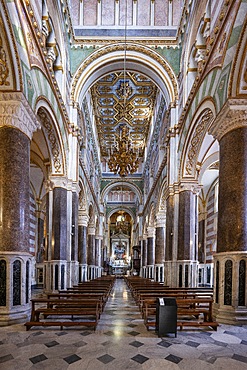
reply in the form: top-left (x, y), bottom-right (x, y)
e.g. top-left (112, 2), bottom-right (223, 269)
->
top-left (156, 297), bottom-right (177, 337)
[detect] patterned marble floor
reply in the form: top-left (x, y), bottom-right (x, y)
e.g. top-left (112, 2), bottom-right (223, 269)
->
top-left (1, 279), bottom-right (247, 369)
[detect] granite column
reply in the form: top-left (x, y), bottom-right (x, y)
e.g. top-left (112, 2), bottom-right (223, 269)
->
top-left (209, 99), bottom-right (247, 324)
top-left (0, 93), bottom-right (40, 325)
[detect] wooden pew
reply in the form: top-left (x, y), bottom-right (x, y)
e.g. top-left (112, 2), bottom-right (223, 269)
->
top-left (24, 297), bottom-right (100, 331)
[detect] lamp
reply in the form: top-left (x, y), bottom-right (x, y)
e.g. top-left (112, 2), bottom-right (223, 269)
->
top-left (107, 0), bottom-right (139, 177)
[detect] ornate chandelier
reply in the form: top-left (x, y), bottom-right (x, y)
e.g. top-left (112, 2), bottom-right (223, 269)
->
top-left (107, 0), bottom-right (140, 177)
top-left (108, 124), bottom-right (139, 177)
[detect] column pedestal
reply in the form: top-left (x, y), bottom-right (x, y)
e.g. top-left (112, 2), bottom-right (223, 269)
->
top-left (44, 260), bottom-right (67, 292)
top-left (213, 251), bottom-right (247, 324)
top-left (154, 264), bottom-right (164, 283)
top-left (164, 260), bottom-right (198, 287)
top-left (0, 252), bottom-right (31, 326)
top-left (79, 264), bottom-right (88, 282)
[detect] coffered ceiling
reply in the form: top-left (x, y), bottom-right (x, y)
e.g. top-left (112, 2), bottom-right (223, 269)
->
top-left (91, 71), bottom-right (158, 158)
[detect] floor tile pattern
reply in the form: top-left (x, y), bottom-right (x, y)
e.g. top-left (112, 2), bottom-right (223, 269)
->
top-left (0, 278), bottom-right (247, 369)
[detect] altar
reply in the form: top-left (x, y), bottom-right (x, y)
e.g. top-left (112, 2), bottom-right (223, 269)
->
top-left (110, 232), bottom-right (131, 275)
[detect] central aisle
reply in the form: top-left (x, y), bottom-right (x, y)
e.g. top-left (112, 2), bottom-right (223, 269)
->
top-left (0, 278), bottom-right (247, 369)
top-left (96, 277), bottom-right (149, 337)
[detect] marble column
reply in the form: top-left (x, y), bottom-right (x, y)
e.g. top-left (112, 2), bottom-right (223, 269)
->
top-left (87, 225), bottom-right (96, 280)
top-left (0, 93), bottom-right (40, 325)
top-left (141, 236), bottom-right (148, 278)
top-left (164, 189), bottom-right (179, 287)
top-left (209, 99), bottom-right (247, 324)
top-left (147, 227), bottom-right (155, 279)
top-left (35, 209), bottom-right (45, 287)
top-left (176, 183), bottom-right (199, 288)
top-left (43, 178), bottom-right (71, 292)
top-left (36, 212), bottom-right (45, 264)
top-left (155, 214), bottom-right (166, 282)
top-left (69, 189), bottom-right (79, 286)
top-left (78, 214), bottom-right (88, 282)
top-left (95, 236), bottom-right (102, 278)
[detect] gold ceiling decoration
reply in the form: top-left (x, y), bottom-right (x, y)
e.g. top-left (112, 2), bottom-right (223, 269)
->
top-left (91, 71), bottom-right (157, 159)
top-left (90, 0), bottom-right (158, 176)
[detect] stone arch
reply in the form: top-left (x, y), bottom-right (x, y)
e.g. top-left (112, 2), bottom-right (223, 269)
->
top-left (35, 101), bottom-right (66, 176)
top-left (88, 203), bottom-right (96, 228)
top-left (229, 15), bottom-right (247, 97)
top-left (101, 180), bottom-right (142, 205)
top-left (180, 100), bottom-right (217, 180)
top-left (71, 43), bottom-right (178, 107)
top-left (148, 203), bottom-right (156, 228)
top-left (0, 1), bottom-right (22, 90)
top-left (78, 180), bottom-right (88, 214)
top-left (107, 207), bottom-right (135, 222)
top-left (156, 179), bottom-right (167, 214)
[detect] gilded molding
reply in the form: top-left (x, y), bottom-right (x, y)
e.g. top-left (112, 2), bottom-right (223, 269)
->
top-left (185, 109), bottom-right (214, 176)
top-left (208, 99), bottom-right (247, 141)
top-left (0, 35), bottom-right (9, 86)
top-left (38, 107), bottom-right (62, 174)
top-left (0, 92), bottom-right (40, 139)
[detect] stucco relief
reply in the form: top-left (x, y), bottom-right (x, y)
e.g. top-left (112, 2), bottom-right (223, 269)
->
top-left (0, 92), bottom-right (40, 139)
top-left (0, 15), bottom-right (15, 90)
top-left (185, 109), bottom-right (214, 177)
top-left (38, 107), bottom-right (63, 174)
top-left (209, 99), bottom-right (247, 141)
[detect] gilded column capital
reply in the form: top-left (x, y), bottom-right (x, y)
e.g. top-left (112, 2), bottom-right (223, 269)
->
top-left (47, 176), bottom-right (70, 190)
top-left (147, 226), bottom-right (155, 238)
top-left (88, 225), bottom-right (96, 235)
top-left (209, 99), bottom-right (247, 141)
top-left (0, 92), bottom-right (40, 139)
top-left (155, 214), bottom-right (166, 228)
top-left (179, 181), bottom-right (202, 194)
top-left (78, 212), bottom-right (89, 227)
top-left (71, 182), bottom-right (81, 195)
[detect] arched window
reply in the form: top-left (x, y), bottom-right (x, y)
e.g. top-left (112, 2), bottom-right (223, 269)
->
top-left (238, 260), bottom-right (246, 306)
top-left (185, 264), bottom-right (189, 287)
top-left (55, 264), bottom-right (59, 290)
top-left (215, 260), bottom-right (219, 303)
top-left (0, 259), bottom-right (6, 306)
top-left (179, 264), bottom-right (182, 287)
top-left (61, 265), bottom-right (65, 290)
top-left (224, 260), bottom-right (232, 305)
top-left (13, 260), bottom-right (21, 306)
top-left (26, 261), bottom-right (30, 304)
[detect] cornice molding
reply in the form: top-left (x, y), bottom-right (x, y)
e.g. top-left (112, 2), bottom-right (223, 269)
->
top-left (0, 92), bottom-right (40, 139)
top-left (208, 99), bottom-right (247, 141)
